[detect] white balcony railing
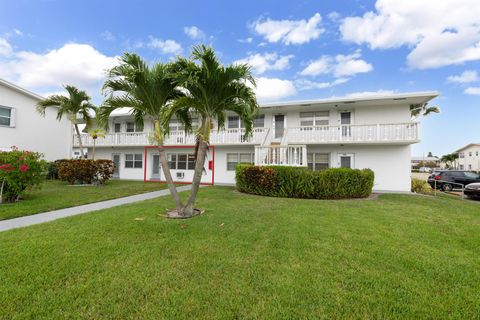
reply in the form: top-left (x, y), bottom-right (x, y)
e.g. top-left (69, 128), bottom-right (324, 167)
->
top-left (285, 122), bottom-right (419, 144)
top-left (73, 127), bottom-right (270, 147)
top-left (255, 145), bottom-right (307, 166)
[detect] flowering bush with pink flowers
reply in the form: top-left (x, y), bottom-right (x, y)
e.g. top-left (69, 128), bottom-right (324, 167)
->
top-left (0, 146), bottom-right (46, 203)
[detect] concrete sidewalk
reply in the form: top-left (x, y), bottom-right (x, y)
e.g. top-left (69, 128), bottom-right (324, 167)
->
top-left (0, 185), bottom-right (192, 232)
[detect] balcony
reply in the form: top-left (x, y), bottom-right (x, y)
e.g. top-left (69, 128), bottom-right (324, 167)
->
top-left (73, 128), bottom-right (270, 147)
top-left (283, 122), bottom-right (419, 145)
top-left (255, 145), bottom-right (307, 166)
top-left (72, 122), bottom-right (419, 147)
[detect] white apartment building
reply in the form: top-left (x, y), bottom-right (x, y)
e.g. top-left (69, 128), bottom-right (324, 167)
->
top-left (456, 144), bottom-right (480, 171)
top-left (73, 91), bottom-right (439, 192)
top-left (0, 79), bottom-right (72, 160)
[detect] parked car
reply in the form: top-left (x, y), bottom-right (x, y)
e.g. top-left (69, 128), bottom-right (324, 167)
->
top-left (428, 171), bottom-right (480, 191)
top-left (464, 183), bottom-right (480, 199)
top-left (418, 167), bottom-right (433, 173)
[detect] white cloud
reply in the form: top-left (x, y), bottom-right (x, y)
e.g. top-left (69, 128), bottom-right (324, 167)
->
top-left (148, 37), bottom-right (182, 55)
top-left (340, 0), bottom-right (480, 69)
top-left (101, 31), bottom-right (115, 41)
top-left (253, 77), bottom-right (297, 102)
top-left (13, 29), bottom-right (23, 36)
top-left (300, 51), bottom-right (373, 77)
top-left (296, 78), bottom-right (349, 91)
top-left (464, 87), bottom-right (480, 95)
top-left (0, 38), bottom-right (12, 56)
top-left (447, 70), bottom-right (478, 84)
top-left (184, 26), bottom-right (205, 40)
top-left (0, 43), bottom-right (118, 97)
top-left (238, 37), bottom-right (253, 44)
top-left (253, 13), bottom-right (324, 45)
top-left (234, 53), bottom-right (293, 74)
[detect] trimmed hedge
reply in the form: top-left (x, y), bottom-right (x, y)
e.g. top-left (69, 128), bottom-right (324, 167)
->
top-left (236, 164), bottom-right (374, 199)
top-left (57, 159), bottom-right (114, 185)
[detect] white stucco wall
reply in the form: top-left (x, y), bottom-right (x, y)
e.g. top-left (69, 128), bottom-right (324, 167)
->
top-left (307, 144), bottom-right (412, 192)
top-left (0, 84), bottom-right (71, 161)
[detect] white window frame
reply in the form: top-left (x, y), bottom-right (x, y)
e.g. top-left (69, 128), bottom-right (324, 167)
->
top-left (299, 111), bottom-right (329, 127)
top-left (167, 152), bottom-right (196, 170)
top-left (126, 121), bottom-right (143, 133)
top-left (0, 106), bottom-right (14, 128)
top-left (253, 114), bottom-right (265, 128)
top-left (307, 153), bottom-right (330, 171)
top-left (226, 153), bottom-right (254, 171)
top-left (125, 153), bottom-right (143, 168)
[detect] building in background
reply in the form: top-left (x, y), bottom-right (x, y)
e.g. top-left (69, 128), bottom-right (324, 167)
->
top-left (74, 91), bottom-right (438, 192)
top-left (0, 78), bottom-right (72, 161)
top-left (455, 144), bottom-right (480, 171)
top-left (411, 156), bottom-right (440, 169)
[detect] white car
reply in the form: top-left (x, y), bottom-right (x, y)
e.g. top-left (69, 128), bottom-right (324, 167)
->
top-left (418, 167), bottom-right (433, 173)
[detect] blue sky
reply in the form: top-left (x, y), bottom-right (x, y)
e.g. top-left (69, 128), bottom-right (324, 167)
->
top-left (0, 0), bottom-right (479, 156)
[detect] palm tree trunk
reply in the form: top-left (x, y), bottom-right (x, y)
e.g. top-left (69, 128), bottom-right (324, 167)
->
top-left (74, 123), bottom-right (85, 158)
top-left (158, 145), bottom-right (184, 212)
top-left (92, 139), bottom-right (96, 160)
top-left (182, 138), bottom-right (208, 216)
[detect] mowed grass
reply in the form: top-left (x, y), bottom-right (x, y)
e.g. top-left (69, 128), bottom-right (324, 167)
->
top-left (0, 187), bottom-right (479, 319)
top-left (0, 180), bottom-right (167, 220)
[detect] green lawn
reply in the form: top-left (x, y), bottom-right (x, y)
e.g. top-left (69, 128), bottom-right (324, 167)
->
top-left (0, 187), bottom-right (479, 319)
top-left (0, 179), bottom-right (167, 220)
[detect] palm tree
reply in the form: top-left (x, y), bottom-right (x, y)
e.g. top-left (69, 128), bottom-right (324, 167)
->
top-left (98, 53), bottom-right (189, 212)
top-left (168, 45), bottom-right (259, 217)
top-left (37, 85), bottom-right (96, 159)
top-left (88, 128), bottom-right (105, 160)
top-left (441, 153), bottom-right (459, 169)
top-left (410, 102), bottom-right (440, 118)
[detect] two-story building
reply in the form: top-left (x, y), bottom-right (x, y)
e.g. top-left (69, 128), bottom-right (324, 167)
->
top-left (456, 144), bottom-right (480, 171)
top-left (73, 91), bottom-right (439, 192)
top-left (0, 78), bottom-right (72, 160)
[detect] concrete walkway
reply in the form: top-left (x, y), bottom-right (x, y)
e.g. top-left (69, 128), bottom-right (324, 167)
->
top-left (0, 185), bottom-right (193, 232)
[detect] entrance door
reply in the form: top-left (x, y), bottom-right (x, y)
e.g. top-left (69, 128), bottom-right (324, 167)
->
top-left (152, 154), bottom-right (160, 180)
top-left (339, 154), bottom-right (354, 168)
top-left (112, 154), bottom-right (120, 178)
top-left (274, 114), bottom-right (285, 139)
top-left (340, 111), bottom-right (352, 138)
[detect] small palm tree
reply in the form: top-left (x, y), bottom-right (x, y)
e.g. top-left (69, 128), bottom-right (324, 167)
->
top-left (88, 128), bottom-right (105, 160)
top-left (441, 153), bottom-right (459, 169)
top-left (99, 53), bottom-right (188, 212)
top-left (410, 103), bottom-right (440, 118)
top-left (168, 45), bottom-right (259, 217)
top-left (37, 85), bottom-right (96, 159)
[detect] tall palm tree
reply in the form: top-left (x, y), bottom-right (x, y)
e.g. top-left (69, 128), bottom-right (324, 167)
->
top-left (441, 153), bottom-right (459, 169)
top-left (37, 85), bottom-right (97, 159)
top-left (88, 128), bottom-right (105, 160)
top-left (168, 45), bottom-right (259, 217)
top-left (98, 53), bottom-right (189, 212)
top-left (410, 102), bottom-right (440, 118)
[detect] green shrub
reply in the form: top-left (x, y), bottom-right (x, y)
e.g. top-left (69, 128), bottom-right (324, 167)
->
top-left (236, 164), bottom-right (374, 199)
top-left (0, 147), bottom-right (46, 203)
top-left (411, 178), bottom-right (432, 195)
top-left (57, 159), bottom-right (114, 185)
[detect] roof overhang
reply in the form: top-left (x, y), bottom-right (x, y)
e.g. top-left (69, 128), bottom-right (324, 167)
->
top-left (455, 143), bottom-right (480, 152)
top-left (0, 78), bottom-right (45, 101)
top-left (260, 91), bottom-right (439, 111)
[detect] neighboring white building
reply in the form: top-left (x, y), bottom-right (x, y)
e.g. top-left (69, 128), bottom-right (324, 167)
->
top-left (455, 144), bottom-right (480, 171)
top-left (73, 91), bottom-right (438, 192)
top-left (0, 79), bottom-right (72, 161)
